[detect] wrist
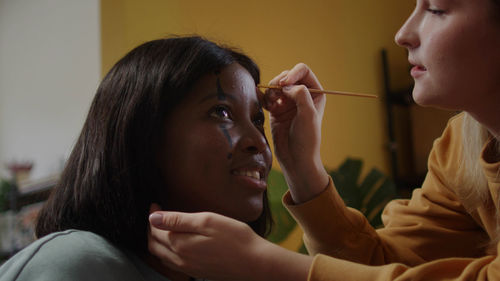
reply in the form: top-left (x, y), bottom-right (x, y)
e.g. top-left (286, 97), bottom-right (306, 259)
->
top-left (281, 156), bottom-right (329, 204)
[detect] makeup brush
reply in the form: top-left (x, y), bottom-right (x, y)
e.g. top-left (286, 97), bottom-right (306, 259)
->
top-left (257, 84), bottom-right (377, 99)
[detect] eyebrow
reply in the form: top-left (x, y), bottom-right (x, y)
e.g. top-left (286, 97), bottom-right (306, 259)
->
top-left (198, 93), bottom-right (264, 113)
top-left (198, 92), bottom-right (237, 104)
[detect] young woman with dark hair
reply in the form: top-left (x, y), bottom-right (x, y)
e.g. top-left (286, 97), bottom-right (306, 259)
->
top-left (0, 36), bottom-right (273, 281)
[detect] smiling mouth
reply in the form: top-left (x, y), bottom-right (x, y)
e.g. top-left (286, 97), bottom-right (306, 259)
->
top-left (232, 169), bottom-right (262, 180)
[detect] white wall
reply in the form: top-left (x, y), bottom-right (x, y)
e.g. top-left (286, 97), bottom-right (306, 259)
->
top-left (0, 0), bottom-right (100, 180)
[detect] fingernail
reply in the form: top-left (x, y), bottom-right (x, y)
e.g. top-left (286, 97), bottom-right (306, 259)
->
top-left (282, 85), bottom-right (292, 91)
top-left (279, 76), bottom-right (288, 85)
top-left (149, 213), bottom-right (163, 225)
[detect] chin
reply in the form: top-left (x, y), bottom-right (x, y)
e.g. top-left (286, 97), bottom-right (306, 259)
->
top-left (414, 93), bottom-right (461, 111)
top-left (243, 209), bottom-right (264, 223)
top-left (412, 87), bottom-right (432, 106)
top-left (248, 209), bottom-right (264, 222)
top-left (412, 89), bottom-right (442, 108)
top-left (412, 84), bottom-right (463, 111)
top-left (232, 205), bottom-right (264, 223)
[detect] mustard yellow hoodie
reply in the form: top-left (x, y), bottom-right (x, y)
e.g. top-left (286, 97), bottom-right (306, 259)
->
top-left (284, 113), bottom-right (500, 280)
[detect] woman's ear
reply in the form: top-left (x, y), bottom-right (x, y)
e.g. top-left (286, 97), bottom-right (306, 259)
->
top-left (149, 203), bottom-right (162, 214)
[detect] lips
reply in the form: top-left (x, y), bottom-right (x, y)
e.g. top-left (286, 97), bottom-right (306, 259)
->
top-left (411, 65), bottom-right (427, 78)
top-left (230, 165), bottom-right (268, 191)
top-left (409, 58), bottom-right (427, 78)
top-left (232, 169), bottom-right (261, 180)
top-left (409, 58), bottom-right (426, 71)
top-left (231, 164), bottom-right (267, 179)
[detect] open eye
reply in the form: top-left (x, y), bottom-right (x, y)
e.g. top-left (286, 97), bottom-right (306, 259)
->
top-left (253, 110), bottom-right (265, 130)
top-left (210, 105), bottom-right (232, 120)
top-left (426, 8), bottom-right (445, 15)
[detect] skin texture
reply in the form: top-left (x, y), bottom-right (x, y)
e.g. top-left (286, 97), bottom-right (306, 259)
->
top-left (147, 63), bottom-right (273, 281)
top-left (148, 63), bottom-right (322, 281)
top-left (160, 63), bottom-right (272, 223)
top-left (395, 0), bottom-right (500, 136)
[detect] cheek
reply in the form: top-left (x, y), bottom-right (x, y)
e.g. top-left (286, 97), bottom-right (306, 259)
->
top-left (264, 146), bottom-right (273, 168)
top-left (198, 136), bottom-right (233, 168)
top-left (163, 125), bottom-right (225, 167)
top-left (218, 125), bottom-right (236, 158)
top-left (160, 128), bottom-right (233, 206)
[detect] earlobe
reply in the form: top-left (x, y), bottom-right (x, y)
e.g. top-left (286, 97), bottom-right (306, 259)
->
top-left (150, 203), bottom-right (162, 214)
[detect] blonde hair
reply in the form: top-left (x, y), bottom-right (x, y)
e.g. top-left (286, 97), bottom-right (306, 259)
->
top-left (458, 112), bottom-right (498, 209)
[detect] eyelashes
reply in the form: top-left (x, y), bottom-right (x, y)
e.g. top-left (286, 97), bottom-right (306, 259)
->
top-left (426, 8), bottom-right (445, 15)
top-left (253, 111), bottom-right (265, 128)
top-left (209, 104), bottom-right (265, 130)
top-left (210, 105), bottom-right (232, 120)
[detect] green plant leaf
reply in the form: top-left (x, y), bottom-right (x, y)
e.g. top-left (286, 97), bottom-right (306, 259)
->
top-left (266, 169), bottom-right (297, 243)
top-left (266, 158), bottom-right (397, 251)
top-left (330, 158), bottom-right (363, 209)
top-left (330, 158), bottom-right (396, 228)
top-left (363, 177), bottom-right (397, 228)
top-left (0, 179), bottom-right (13, 212)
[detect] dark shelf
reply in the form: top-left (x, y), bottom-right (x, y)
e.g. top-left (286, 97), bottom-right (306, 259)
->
top-left (381, 49), bottom-right (424, 193)
top-left (9, 176), bottom-right (56, 211)
top-left (0, 177), bottom-right (56, 263)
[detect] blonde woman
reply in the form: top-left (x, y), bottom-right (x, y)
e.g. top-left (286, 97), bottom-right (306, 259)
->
top-left (148, 0), bottom-right (500, 280)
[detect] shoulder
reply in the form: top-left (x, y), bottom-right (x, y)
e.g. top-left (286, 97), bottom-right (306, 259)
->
top-left (0, 230), bottom-right (144, 281)
top-left (432, 112), bottom-right (464, 152)
top-left (428, 112), bottom-right (464, 174)
top-left (415, 112), bottom-right (466, 205)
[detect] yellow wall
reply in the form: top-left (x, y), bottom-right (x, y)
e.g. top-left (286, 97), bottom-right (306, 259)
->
top-left (101, 0), bottom-right (414, 176)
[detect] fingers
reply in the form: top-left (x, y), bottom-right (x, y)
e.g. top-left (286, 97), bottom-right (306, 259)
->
top-left (269, 70), bottom-right (289, 86)
top-left (148, 226), bottom-right (204, 275)
top-left (148, 229), bottom-right (178, 266)
top-left (263, 63), bottom-right (324, 111)
top-left (149, 212), bottom-right (202, 234)
top-left (266, 63), bottom-right (321, 89)
top-left (279, 63), bottom-right (322, 90)
top-left (281, 85), bottom-right (316, 117)
top-left (263, 89), bottom-right (287, 111)
top-left (256, 87), bottom-right (265, 106)
top-left (147, 211), bottom-right (261, 280)
top-left (264, 70), bottom-right (289, 109)
top-left (149, 211), bottom-right (238, 237)
top-left (265, 85), bottom-right (318, 125)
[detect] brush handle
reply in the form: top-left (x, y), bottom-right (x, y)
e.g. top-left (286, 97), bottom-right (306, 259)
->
top-left (257, 84), bottom-right (377, 99)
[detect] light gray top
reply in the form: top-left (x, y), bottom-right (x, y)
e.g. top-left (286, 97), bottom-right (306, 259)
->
top-left (0, 229), bottom-right (170, 281)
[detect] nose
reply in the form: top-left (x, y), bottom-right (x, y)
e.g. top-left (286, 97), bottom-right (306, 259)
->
top-left (236, 125), bottom-right (269, 155)
top-left (395, 12), bottom-right (419, 49)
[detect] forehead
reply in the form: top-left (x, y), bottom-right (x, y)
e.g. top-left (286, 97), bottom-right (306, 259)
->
top-left (190, 63), bottom-right (259, 104)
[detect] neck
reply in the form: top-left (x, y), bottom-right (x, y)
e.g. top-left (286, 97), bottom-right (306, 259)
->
top-left (468, 107), bottom-right (500, 141)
